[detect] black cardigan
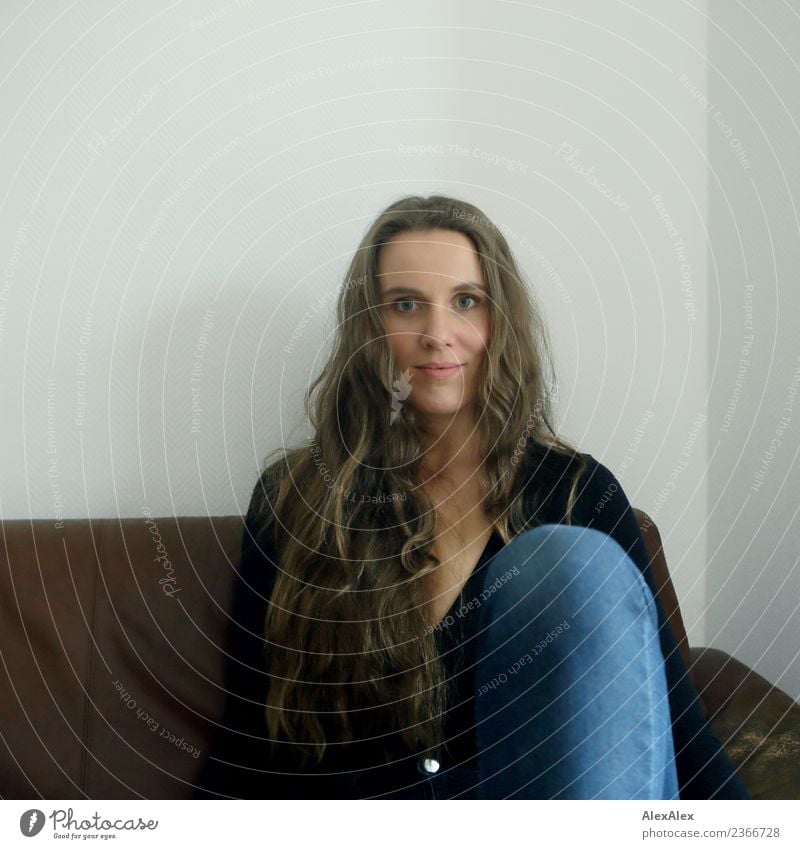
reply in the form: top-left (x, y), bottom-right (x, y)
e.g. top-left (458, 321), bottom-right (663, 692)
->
top-left (194, 448), bottom-right (749, 800)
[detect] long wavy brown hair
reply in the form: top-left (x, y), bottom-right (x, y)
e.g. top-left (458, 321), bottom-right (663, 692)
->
top-left (255, 193), bottom-right (587, 769)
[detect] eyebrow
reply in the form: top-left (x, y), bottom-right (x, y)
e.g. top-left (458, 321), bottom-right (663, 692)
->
top-left (380, 281), bottom-right (487, 297)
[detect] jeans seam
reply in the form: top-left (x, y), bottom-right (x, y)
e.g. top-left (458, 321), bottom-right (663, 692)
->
top-left (632, 562), bottom-right (678, 799)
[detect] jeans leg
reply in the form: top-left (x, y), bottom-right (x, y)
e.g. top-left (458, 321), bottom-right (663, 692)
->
top-left (473, 524), bottom-right (679, 800)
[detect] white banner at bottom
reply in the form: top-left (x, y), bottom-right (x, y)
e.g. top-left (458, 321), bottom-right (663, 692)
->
top-left (2, 799), bottom-right (797, 848)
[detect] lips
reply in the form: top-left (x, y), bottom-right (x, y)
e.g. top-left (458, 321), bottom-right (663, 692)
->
top-left (415, 364), bottom-right (463, 379)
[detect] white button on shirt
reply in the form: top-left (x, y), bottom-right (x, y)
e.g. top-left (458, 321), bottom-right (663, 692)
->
top-left (418, 756), bottom-right (441, 775)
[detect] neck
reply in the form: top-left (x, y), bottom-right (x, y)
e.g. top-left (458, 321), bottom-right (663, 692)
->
top-left (416, 409), bottom-right (483, 481)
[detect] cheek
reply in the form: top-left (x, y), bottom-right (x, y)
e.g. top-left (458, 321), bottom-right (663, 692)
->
top-left (466, 315), bottom-right (490, 351)
top-left (385, 328), bottom-right (415, 361)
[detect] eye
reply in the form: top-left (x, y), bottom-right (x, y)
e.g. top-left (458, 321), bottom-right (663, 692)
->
top-left (384, 294), bottom-right (481, 314)
top-left (389, 299), bottom-right (418, 313)
top-left (456, 294), bottom-right (479, 310)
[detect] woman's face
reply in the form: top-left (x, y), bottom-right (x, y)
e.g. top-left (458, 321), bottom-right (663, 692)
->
top-left (376, 228), bottom-right (490, 423)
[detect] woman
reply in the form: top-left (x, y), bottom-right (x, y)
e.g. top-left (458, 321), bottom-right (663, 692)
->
top-left (195, 194), bottom-right (748, 800)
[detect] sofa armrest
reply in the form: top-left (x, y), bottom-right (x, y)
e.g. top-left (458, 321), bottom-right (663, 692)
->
top-left (632, 508), bottom-right (692, 672)
top-left (688, 646), bottom-right (800, 799)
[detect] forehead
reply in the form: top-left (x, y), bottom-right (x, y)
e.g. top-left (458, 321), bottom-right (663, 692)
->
top-left (376, 229), bottom-right (483, 286)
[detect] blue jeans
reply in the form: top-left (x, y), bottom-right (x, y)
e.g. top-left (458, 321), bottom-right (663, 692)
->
top-left (420, 524), bottom-right (680, 800)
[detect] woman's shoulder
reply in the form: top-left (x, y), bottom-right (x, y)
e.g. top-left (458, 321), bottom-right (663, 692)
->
top-left (245, 448), bottom-right (304, 529)
top-left (572, 451), bottom-right (622, 503)
top-left (235, 453), bottom-right (300, 607)
top-left (520, 442), bottom-right (623, 522)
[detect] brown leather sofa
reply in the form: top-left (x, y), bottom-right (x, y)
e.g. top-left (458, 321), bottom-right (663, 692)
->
top-left (1, 510), bottom-right (798, 799)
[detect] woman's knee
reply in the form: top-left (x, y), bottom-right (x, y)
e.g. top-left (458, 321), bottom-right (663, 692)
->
top-left (487, 523), bottom-right (649, 607)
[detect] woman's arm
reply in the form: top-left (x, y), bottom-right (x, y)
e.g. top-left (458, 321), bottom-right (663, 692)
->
top-left (570, 453), bottom-right (750, 800)
top-left (195, 470), bottom-right (358, 800)
top-left (194, 474), bottom-right (280, 799)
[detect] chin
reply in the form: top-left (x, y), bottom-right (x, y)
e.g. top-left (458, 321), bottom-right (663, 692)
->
top-left (412, 401), bottom-right (471, 418)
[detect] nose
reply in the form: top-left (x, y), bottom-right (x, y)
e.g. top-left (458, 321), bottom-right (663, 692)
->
top-left (420, 302), bottom-right (458, 348)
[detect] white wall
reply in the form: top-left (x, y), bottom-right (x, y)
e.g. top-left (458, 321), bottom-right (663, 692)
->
top-left (705, 0), bottom-right (800, 700)
top-left (1, 1), bottom-right (796, 696)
